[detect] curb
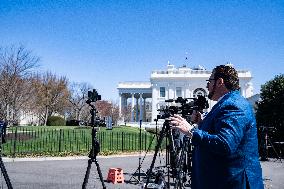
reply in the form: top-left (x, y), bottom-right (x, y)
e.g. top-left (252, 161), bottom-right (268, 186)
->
top-left (2, 153), bottom-right (154, 162)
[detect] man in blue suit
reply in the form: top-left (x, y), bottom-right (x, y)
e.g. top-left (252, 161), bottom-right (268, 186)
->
top-left (171, 65), bottom-right (264, 189)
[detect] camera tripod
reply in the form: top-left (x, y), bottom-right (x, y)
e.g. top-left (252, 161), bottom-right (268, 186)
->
top-left (264, 132), bottom-right (281, 162)
top-left (0, 126), bottom-right (13, 189)
top-left (145, 119), bottom-right (192, 189)
top-left (129, 120), bottom-right (148, 183)
top-left (172, 136), bottom-right (192, 188)
top-left (145, 119), bottom-right (178, 189)
top-left (259, 126), bottom-right (282, 162)
top-left (82, 104), bottom-right (106, 189)
top-left (129, 120), bottom-right (159, 184)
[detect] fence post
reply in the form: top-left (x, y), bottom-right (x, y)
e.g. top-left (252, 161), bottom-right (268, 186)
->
top-left (122, 132), bottom-right (124, 152)
top-left (116, 132), bottom-right (119, 151)
top-left (145, 133), bottom-right (147, 151)
top-left (59, 129), bottom-right (62, 152)
top-left (13, 127), bottom-right (18, 158)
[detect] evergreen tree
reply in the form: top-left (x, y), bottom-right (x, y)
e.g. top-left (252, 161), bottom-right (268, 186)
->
top-left (256, 74), bottom-right (284, 142)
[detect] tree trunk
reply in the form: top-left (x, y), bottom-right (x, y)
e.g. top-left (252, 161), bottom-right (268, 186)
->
top-left (44, 106), bottom-right (49, 126)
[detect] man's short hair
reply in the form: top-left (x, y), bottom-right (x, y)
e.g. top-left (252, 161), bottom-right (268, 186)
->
top-left (213, 65), bottom-right (240, 91)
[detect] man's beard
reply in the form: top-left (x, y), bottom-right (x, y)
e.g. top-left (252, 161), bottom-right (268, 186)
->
top-left (208, 91), bottom-right (214, 100)
top-left (208, 83), bottom-right (216, 100)
top-left (208, 84), bottom-right (216, 100)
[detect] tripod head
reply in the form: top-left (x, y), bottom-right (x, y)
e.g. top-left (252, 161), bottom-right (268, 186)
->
top-left (86, 89), bottom-right (101, 104)
top-left (86, 89), bottom-right (102, 128)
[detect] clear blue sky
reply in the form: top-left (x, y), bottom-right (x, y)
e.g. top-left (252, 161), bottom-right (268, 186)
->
top-left (1, 0), bottom-right (283, 102)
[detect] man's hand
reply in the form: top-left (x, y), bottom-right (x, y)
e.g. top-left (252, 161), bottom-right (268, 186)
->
top-left (170, 114), bottom-right (194, 137)
top-left (191, 110), bottom-right (202, 125)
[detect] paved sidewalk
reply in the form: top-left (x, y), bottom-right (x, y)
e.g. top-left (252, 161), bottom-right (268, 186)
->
top-left (261, 159), bottom-right (284, 189)
top-left (1, 155), bottom-right (284, 189)
top-left (2, 154), bottom-right (165, 189)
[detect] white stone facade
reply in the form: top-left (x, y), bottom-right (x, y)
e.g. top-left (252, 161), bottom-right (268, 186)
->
top-left (118, 64), bottom-right (254, 122)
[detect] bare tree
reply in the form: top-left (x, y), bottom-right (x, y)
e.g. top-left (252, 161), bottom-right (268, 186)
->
top-left (32, 72), bottom-right (70, 125)
top-left (95, 100), bottom-right (112, 118)
top-left (68, 82), bottom-right (92, 120)
top-left (95, 100), bottom-right (120, 126)
top-left (110, 101), bottom-right (120, 126)
top-left (121, 104), bottom-right (132, 122)
top-left (0, 45), bottom-right (39, 124)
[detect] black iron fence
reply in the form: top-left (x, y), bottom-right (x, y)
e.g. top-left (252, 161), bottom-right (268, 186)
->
top-left (1, 127), bottom-right (161, 157)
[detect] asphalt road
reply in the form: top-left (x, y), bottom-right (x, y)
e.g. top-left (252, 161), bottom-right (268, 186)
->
top-left (1, 155), bottom-right (284, 189)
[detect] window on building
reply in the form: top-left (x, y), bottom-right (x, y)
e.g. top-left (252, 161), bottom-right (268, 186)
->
top-left (160, 87), bottom-right (165, 97)
top-left (176, 87), bottom-right (182, 97)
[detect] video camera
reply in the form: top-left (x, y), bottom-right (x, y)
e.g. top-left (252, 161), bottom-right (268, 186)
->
top-left (157, 95), bottom-right (209, 120)
top-left (86, 89), bottom-right (101, 104)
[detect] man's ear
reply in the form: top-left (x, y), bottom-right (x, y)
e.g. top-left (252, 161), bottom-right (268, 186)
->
top-left (218, 78), bottom-right (225, 86)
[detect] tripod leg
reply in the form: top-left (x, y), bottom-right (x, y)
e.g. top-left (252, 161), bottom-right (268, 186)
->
top-left (175, 148), bottom-right (186, 189)
top-left (94, 158), bottom-right (106, 189)
top-left (82, 159), bottom-right (93, 189)
top-left (267, 136), bottom-right (282, 162)
top-left (129, 134), bottom-right (155, 183)
top-left (145, 122), bottom-right (167, 188)
top-left (0, 156), bottom-right (13, 189)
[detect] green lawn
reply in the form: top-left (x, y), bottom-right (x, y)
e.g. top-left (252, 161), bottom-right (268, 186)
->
top-left (2, 125), bottom-right (162, 157)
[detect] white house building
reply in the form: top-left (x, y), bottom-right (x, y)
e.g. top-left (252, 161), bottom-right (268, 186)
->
top-left (118, 63), bottom-right (254, 123)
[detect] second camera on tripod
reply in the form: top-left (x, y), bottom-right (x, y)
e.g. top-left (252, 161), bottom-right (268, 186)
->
top-left (157, 95), bottom-right (209, 119)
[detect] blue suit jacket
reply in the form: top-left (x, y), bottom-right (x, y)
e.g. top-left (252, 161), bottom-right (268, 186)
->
top-left (191, 91), bottom-right (264, 189)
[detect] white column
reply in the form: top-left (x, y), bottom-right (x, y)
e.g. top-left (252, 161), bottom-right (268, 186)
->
top-left (119, 93), bottom-right (122, 117)
top-left (136, 96), bottom-right (139, 122)
top-left (122, 96), bottom-right (127, 122)
top-left (131, 93), bottom-right (135, 122)
top-left (143, 97), bottom-right (146, 122)
top-left (139, 93), bottom-right (143, 121)
top-left (185, 84), bottom-right (191, 98)
top-left (152, 86), bottom-right (159, 122)
top-left (123, 96), bottom-right (128, 108)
